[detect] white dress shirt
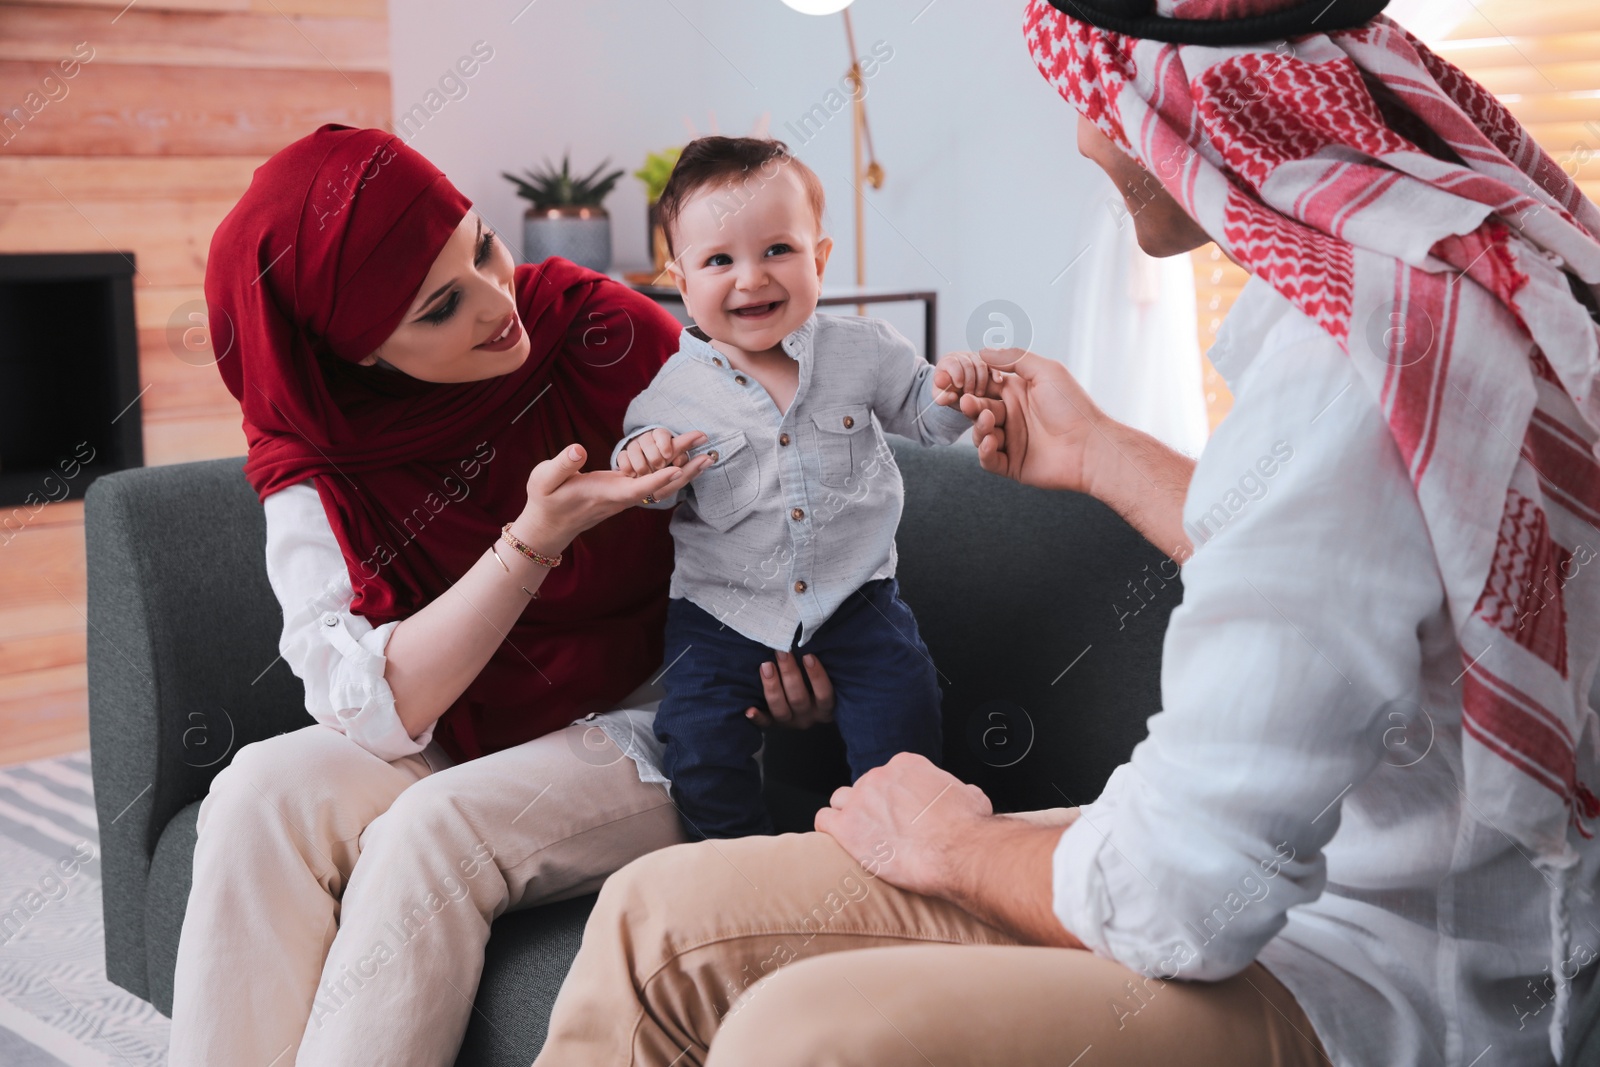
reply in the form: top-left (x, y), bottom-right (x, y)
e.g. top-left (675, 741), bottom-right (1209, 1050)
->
top-left (1052, 275), bottom-right (1600, 1065)
top-left (260, 481), bottom-right (668, 781)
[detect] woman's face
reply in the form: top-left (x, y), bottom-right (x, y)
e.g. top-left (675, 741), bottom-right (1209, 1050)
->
top-left (360, 211), bottom-right (530, 382)
top-left (1076, 116), bottom-right (1212, 259)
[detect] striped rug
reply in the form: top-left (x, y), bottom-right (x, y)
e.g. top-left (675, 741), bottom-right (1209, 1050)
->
top-left (0, 750), bottom-right (170, 1065)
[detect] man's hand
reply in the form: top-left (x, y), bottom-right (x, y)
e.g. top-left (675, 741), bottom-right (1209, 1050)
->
top-left (931, 351), bottom-right (995, 409)
top-left (615, 428), bottom-right (707, 478)
top-left (959, 347), bottom-right (1197, 558)
top-left (954, 348), bottom-right (1106, 494)
top-left (815, 752), bottom-right (1086, 948)
top-left (815, 752), bottom-right (994, 899)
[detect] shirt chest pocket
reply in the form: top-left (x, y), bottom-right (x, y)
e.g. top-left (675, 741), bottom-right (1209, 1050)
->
top-left (688, 431), bottom-right (761, 531)
top-left (809, 405), bottom-right (872, 488)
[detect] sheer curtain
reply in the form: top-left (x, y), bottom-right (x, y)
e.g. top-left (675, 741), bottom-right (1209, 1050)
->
top-left (1055, 200), bottom-right (1210, 458)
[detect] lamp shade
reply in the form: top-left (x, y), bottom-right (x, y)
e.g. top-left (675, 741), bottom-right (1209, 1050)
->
top-left (779, 0), bottom-right (855, 13)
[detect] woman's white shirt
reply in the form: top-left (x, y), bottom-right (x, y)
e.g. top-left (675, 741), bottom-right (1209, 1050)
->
top-left (260, 480), bottom-right (669, 781)
top-left (1051, 275), bottom-right (1600, 1065)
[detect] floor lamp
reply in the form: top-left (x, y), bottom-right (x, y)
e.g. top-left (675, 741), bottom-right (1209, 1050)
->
top-left (842, 8), bottom-right (883, 314)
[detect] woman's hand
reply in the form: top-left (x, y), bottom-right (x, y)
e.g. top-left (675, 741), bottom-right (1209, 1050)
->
top-left (514, 443), bottom-right (711, 553)
top-left (954, 347), bottom-right (1108, 495)
top-left (744, 651), bottom-right (835, 730)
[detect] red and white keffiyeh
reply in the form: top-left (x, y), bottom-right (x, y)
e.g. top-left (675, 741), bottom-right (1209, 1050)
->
top-left (1026, 0), bottom-right (1600, 1051)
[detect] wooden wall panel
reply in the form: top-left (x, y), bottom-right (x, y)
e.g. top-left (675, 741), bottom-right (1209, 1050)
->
top-left (0, 61), bottom-right (389, 156)
top-left (23, 0), bottom-right (384, 16)
top-left (0, 628), bottom-right (86, 677)
top-left (253, 0), bottom-right (384, 18)
top-left (0, 155), bottom-right (258, 201)
top-left (0, 6), bottom-right (387, 72)
top-left (0, 511), bottom-right (85, 606)
top-left (0, 663), bottom-right (89, 768)
top-left (140, 411), bottom-right (247, 463)
top-left (0, 198), bottom-right (234, 286)
top-left (0, 0), bottom-right (390, 764)
top-left (0, 600), bottom-right (83, 646)
top-left (27, 0), bottom-right (251, 13)
top-left (137, 325), bottom-right (244, 414)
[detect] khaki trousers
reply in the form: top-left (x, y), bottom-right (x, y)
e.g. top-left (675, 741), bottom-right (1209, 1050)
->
top-left (535, 830), bottom-right (1330, 1067)
top-left (167, 719), bottom-right (686, 1067)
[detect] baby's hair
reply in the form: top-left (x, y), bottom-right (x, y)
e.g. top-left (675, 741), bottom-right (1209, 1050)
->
top-left (656, 136), bottom-right (826, 264)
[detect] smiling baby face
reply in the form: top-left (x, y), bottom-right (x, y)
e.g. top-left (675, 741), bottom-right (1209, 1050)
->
top-left (662, 139), bottom-right (833, 356)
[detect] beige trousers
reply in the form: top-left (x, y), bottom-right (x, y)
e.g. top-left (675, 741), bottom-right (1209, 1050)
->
top-left (534, 830), bottom-right (1330, 1067)
top-left (167, 719), bottom-right (686, 1067)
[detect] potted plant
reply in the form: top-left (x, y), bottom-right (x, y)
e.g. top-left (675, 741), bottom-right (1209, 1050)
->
top-left (502, 154), bottom-right (625, 273)
top-left (634, 147), bottom-right (682, 278)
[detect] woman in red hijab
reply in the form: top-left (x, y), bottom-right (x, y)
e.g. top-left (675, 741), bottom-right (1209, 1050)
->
top-left (166, 124), bottom-right (838, 1065)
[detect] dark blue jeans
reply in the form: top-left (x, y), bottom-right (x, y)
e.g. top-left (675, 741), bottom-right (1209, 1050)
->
top-left (654, 577), bottom-right (944, 840)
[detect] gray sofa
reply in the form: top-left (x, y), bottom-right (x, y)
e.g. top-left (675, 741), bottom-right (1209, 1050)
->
top-left (86, 438), bottom-right (1180, 1064)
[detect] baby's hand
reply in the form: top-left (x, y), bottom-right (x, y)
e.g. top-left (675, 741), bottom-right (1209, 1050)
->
top-left (932, 351), bottom-right (996, 408)
top-left (615, 428), bottom-right (708, 478)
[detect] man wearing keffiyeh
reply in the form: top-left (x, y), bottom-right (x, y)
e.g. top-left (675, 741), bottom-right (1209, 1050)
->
top-left (533, 3), bottom-right (1600, 1064)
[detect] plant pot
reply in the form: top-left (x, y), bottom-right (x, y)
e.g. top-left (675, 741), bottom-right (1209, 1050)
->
top-left (523, 205), bottom-right (612, 273)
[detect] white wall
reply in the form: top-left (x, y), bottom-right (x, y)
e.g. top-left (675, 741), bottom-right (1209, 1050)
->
top-left (386, 0), bottom-right (1115, 362)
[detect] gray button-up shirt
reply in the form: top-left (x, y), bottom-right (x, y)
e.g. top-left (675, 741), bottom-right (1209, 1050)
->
top-left (610, 312), bottom-right (972, 650)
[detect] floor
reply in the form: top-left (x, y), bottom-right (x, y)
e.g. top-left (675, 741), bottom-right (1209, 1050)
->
top-left (0, 749), bottom-right (170, 1065)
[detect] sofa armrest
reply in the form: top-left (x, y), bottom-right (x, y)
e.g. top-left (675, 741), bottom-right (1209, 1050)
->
top-left (86, 457), bottom-right (309, 999)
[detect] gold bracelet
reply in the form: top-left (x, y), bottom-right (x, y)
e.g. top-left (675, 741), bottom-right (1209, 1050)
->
top-left (488, 542), bottom-right (540, 598)
top-left (501, 522), bottom-right (563, 568)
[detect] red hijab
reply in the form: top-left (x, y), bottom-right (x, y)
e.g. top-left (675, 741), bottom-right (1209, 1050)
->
top-left (207, 124), bottom-right (681, 762)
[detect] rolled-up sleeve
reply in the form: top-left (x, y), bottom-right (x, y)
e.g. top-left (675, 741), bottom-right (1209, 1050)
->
top-left (262, 481), bottom-right (432, 761)
top-left (1051, 307), bottom-right (1447, 981)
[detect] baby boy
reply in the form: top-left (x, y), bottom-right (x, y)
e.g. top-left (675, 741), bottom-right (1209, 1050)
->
top-left (612, 136), bottom-right (983, 840)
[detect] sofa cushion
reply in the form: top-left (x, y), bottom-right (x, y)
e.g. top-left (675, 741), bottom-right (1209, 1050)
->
top-left (454, 895), bottom-right (596, 1064)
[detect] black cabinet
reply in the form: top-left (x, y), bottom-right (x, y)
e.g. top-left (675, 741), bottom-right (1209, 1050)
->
top-left (0, 252), bottom-right (142, 512)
